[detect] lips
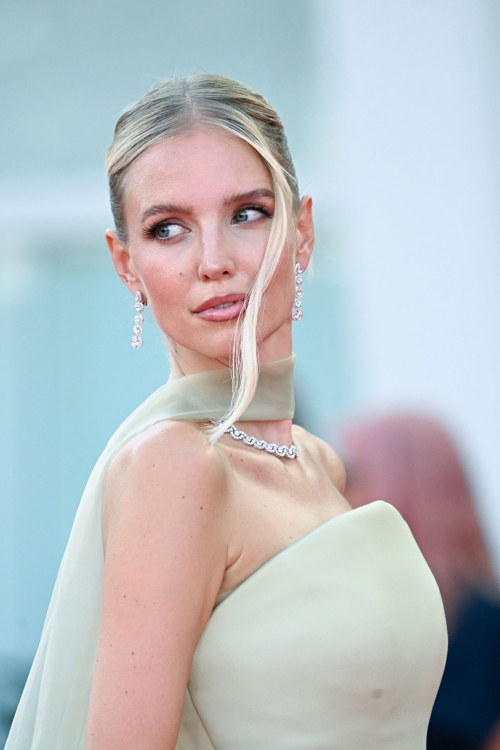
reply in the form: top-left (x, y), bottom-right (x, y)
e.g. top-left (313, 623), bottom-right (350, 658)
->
top-left (192, 293), bottom-right (247, 322)
top-left (192, 293), bottom-right (247, 314)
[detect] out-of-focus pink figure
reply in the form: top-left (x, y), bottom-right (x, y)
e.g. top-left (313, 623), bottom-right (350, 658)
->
top-left (341, 412), bottom-right (498, 625)
top-left (340, 412), bottom-right (500, 749)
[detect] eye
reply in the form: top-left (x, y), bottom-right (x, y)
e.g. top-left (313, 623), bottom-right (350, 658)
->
top-left (154, 222), bottom-right (187, 240)
top-left (232, 205), bottom-right (272, 224)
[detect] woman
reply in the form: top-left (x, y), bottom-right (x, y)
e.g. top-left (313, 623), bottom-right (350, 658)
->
top-left (5, 74), bottom-right (448, 750)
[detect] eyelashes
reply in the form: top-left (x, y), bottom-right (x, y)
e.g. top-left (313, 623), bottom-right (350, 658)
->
top-left (142, 222), bottom-right (180, 240)
top-left (141, 203), bottom-right (274, 241)
top-left (235, 204), bottom-right (274, 220)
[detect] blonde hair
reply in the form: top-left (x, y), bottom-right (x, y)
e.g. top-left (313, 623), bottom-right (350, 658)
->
top-left (106, 74), bottom-right (301, 444)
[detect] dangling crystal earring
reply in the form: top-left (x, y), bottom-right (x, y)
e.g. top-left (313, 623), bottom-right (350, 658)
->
top-left (131, 290), bottom-right (146, 348)
top-left (291, 263), bottom-right (304, 321)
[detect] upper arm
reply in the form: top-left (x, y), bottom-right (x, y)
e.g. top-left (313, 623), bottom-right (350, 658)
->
top-left (86, 422), bottom-right (229, 750)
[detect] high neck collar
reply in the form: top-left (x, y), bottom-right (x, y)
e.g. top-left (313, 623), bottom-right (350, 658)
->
top-left (158, 352), bottom-right (296, 423)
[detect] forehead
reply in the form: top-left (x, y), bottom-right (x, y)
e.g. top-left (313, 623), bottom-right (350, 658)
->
top-left (123, 125), bottom-right (272, 216)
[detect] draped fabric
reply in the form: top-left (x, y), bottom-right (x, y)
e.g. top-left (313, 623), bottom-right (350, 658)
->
top-left (177, 500), bottom-right (448, 750)
top-left (5, 354), bottom-right (296, 749)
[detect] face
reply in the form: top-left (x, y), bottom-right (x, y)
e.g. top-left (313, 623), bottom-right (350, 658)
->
top-left (106, 124), bottom-right (314, 374)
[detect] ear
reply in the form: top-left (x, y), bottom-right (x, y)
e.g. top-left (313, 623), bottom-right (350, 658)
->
top-left (295, 195), bottom-right (314, 271)
top-left (105, 229), bottom-right (142, 295)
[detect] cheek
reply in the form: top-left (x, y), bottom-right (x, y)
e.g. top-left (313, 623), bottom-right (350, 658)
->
top-left (135, 253), bottom-right (188, 311)
top-left (227, 225), bottom-right (272, 276)
top-left (267, 243), bottom-right (296, 305)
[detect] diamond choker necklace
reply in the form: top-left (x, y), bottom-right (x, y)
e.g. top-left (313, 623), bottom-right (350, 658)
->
top-left (210, 420), bottom-right (299, 459)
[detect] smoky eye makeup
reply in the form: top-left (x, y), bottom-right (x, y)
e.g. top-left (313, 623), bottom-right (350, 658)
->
top-left (231, 204), bottom-right (274, 223)
top-left (141, 203), bottom-right (274, 241)
top-left (141, 221), bottom-right (186, 240)
top-left (141, 219), bottom-right (189, 240)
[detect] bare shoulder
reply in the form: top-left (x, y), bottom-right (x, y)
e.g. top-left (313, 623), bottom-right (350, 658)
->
top-left (105, 418), bottom-right (227, 490)
top-left (292, 423), bottom-right (346, 493)
top-left (103, 419), bottom-right (229, 550)
top-left (88, 420), bottom-right (230, 748)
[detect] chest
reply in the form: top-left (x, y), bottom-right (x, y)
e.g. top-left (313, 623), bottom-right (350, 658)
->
top-left (185, 501), bottom-right (448, 750)
top-left (214, 447), bottom-right (349, 608)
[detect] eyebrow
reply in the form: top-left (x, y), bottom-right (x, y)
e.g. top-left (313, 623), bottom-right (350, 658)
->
top-left (140, 203), bottom-right (191, 223)
top-left (140, 188), bottom-right (275, 224)
top-left (224, 188), bottom-right (275, 206)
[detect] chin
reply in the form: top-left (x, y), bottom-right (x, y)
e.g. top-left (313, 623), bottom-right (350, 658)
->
top-left (160, 310), bottom-right (290, 365)
top-left (163, 333), bottom-right (239, 366)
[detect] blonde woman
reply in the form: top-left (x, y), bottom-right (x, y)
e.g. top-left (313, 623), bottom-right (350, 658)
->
top-left (6, 74), bottom-right (448, 750)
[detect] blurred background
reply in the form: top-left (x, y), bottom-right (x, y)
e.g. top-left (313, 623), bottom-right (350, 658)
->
top-left (1, 0), bottom-right (499, 747)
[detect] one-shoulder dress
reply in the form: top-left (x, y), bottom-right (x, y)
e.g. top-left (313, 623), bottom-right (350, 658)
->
top-left (5, 354), bottom-right (448, 749)
top-left (175, 500), bottom-right (448, 750)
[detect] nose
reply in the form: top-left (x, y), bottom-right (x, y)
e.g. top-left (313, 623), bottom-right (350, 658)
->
top-left (197, 224), bottom-right (236, 281)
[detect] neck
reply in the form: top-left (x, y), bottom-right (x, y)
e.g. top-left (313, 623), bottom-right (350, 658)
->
top-left (227, 417), bottom-right (295, 450)
top-left (166, 327), bottom-right (293, 380)
top-left (158, 348), bottom-right (296, 449)
top-left (215, 350), bottom-right (297, 448)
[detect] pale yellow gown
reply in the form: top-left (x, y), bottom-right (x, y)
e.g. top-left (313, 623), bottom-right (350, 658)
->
top-left (5, 354), bottom-right (448, 749)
